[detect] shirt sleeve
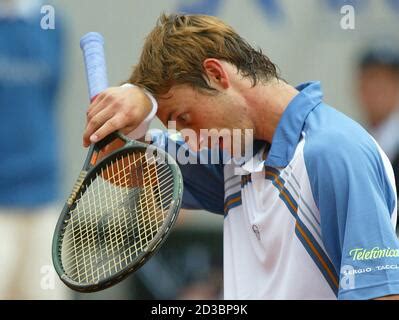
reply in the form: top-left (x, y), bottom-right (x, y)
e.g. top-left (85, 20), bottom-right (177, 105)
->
top-left (149, 129), bottom-right (225, 215)
top-left (305, 131), bottom-right (399, 300)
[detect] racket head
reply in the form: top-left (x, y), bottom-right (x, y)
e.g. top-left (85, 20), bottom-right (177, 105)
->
top-left (52, 135), bottom-right (183, 292)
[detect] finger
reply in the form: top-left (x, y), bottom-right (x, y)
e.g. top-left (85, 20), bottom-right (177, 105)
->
top-left (89, 115), bottom-right (125, 144)
top-left (86, 94), bottom-right (113, 123)
top-left (86, 90), bottom-right (116, 121)
top-left (83, 107), bottom-right (116, 147)
top-left (87, 91), bottom-right (106, 111)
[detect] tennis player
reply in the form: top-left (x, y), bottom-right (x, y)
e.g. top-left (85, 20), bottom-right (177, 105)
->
top-left (83, 14), bottom-right (399, 300)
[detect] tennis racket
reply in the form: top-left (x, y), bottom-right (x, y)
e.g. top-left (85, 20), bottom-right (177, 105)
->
top-left (52, 32), bottom-right (183, 293)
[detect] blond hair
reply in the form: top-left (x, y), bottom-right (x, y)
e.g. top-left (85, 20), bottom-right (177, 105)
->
top-left (129, 13), bottom-right (279, 97)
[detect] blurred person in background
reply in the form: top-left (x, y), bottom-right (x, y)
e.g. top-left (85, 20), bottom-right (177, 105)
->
top-left (0, 0), bottom-right (69, 299)
top-left (356, 45), bottom-right (399, 209)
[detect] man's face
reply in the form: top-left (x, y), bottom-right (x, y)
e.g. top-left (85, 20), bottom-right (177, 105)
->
top-left (357, 65), bottom-right (399, 126)
top-left (157, 84), bottom-right (254, 155)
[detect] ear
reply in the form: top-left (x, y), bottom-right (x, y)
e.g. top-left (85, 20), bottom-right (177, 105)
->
top-left (203, 58), bottom-right (230, 90)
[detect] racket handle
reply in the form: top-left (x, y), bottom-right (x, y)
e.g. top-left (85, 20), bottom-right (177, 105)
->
top-left (80, 32), bottom-right (109, 101)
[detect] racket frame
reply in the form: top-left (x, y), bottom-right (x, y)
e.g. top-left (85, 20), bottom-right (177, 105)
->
top-left (52, 132), bottom-right (183, 292)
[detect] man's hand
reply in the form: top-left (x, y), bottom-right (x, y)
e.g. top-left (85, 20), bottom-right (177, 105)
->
top-left (83, 85), bottom-right (152, 147)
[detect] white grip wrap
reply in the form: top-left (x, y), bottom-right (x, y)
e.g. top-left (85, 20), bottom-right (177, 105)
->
top-left (121, 83), bottom-right (158, 139)
top-left (80, 32), bottom-right (108, 100)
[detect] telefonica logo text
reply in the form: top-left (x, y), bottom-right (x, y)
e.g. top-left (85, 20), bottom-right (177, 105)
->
top-left (349, 247), bottom-right (399, 261)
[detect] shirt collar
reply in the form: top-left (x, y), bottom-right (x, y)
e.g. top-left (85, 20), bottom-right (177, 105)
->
top-left (265, 81), bottom-right (323, 167)
top-left (239, 81), bottom-right (323, 174)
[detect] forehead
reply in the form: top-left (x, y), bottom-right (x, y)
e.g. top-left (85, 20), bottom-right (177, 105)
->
top-left (157, 85), bottom-right (201, 108)
top-left (156, 85), bottom-right (196, 121)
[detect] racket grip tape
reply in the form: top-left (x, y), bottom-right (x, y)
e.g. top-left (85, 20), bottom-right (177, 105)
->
top-left (80, 32), bottom-right (109, 101)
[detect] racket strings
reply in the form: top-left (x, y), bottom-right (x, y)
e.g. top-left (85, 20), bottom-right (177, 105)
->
top-left (61, 171), bottom-right (175, 271)
top-left (61, 151), bottom-right (175, 284)
top-left (61, 162), bottom-right (174, 256)
top-left (65, 157), bottom-right (174, 282)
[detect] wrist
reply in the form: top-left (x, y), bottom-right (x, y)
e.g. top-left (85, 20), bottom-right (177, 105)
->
top-left (121, 83), bottom-right (158, 139)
